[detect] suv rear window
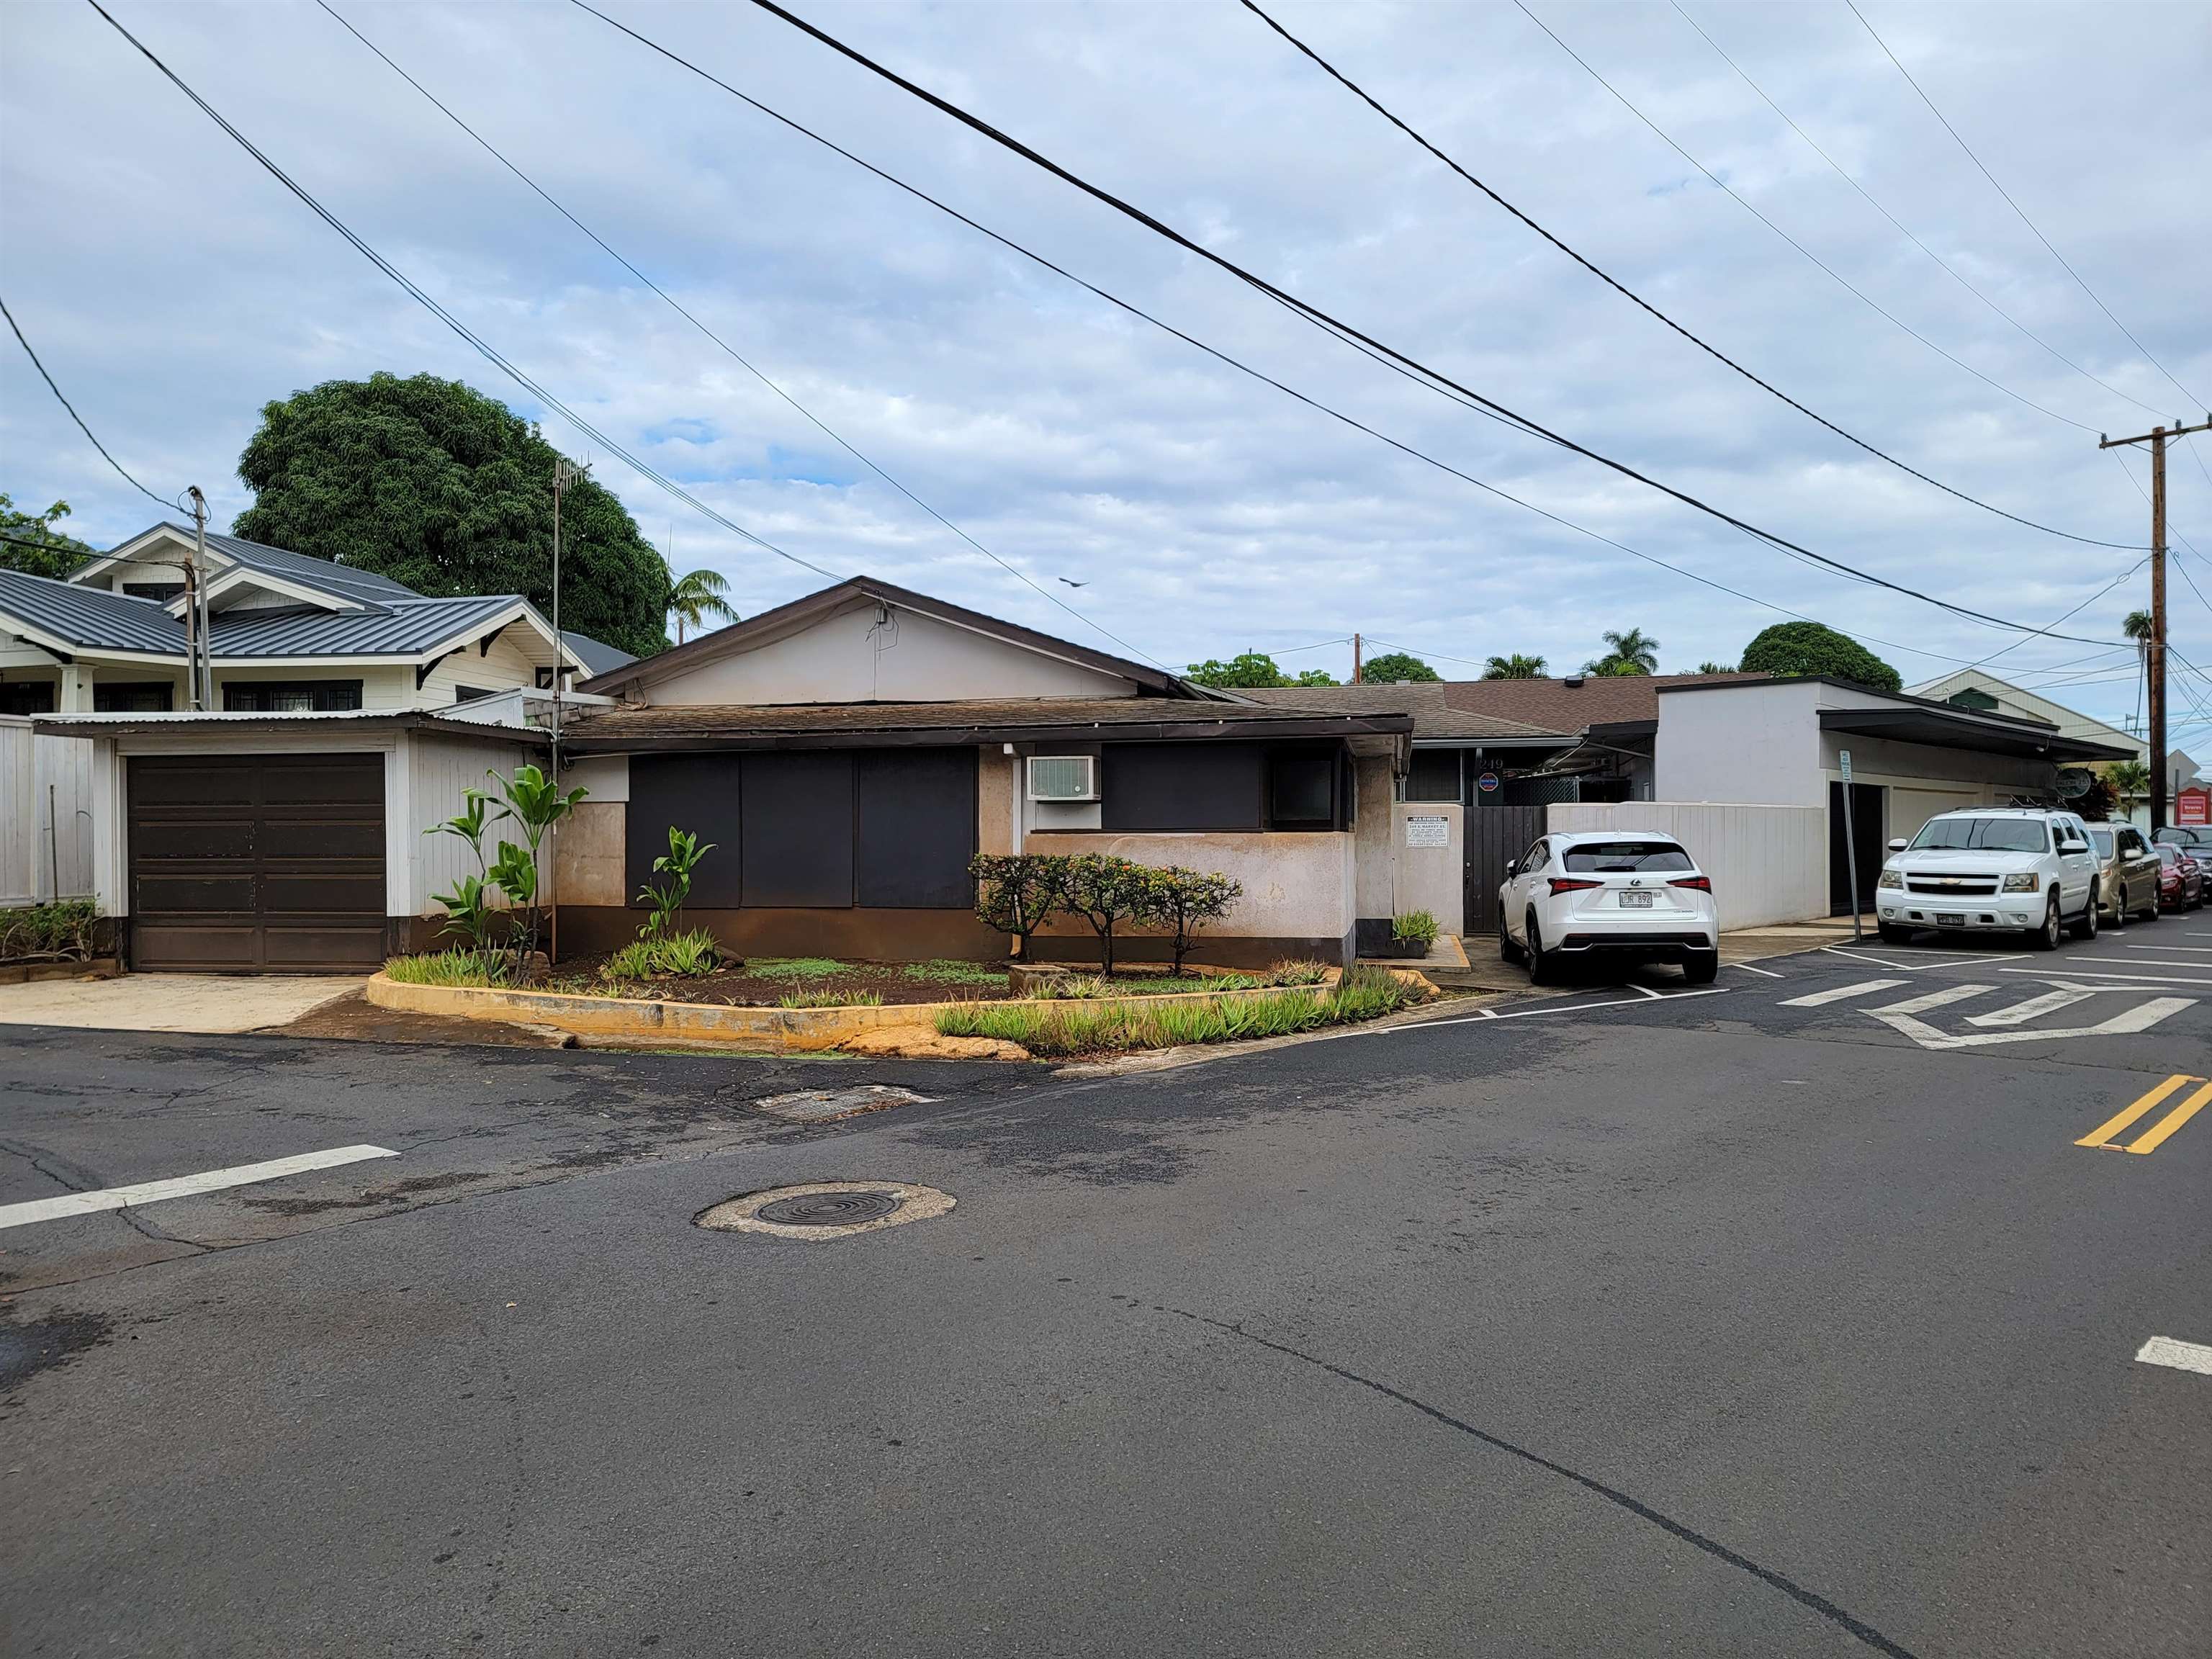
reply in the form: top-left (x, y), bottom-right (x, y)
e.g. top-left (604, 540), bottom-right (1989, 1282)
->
top-left (1562, 841), bottom-right (1694, 873)
top-left (1910, 817), bottom-right (2049, 853)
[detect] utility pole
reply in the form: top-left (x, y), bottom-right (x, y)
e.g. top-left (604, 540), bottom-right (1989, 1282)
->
top-left (2101, 416), bottom-right (2212, 835)
top-left (1352, 632), bottom-right (1363, 685)
top-left (186, 486), bottom-right (212, 711)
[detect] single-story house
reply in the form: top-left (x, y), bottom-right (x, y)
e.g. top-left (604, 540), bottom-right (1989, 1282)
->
top-left (31, 572), bottom-right (1432, 972)
top-left (558, 577), bottom-right (1420, 967)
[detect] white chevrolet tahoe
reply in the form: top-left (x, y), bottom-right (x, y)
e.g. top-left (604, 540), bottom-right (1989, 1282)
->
top-left (1874, 807), bottom-right (2100, 950)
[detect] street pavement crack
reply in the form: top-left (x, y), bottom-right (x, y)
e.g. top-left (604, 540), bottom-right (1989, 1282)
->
top-left (1168, 1308), bottom-right (1923, 1659)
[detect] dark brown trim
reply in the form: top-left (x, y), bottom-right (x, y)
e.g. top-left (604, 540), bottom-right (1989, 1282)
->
top-left (575, 574), bottom-right (1208, 699)
top-left (563, 714), bottom-right (1413, 754)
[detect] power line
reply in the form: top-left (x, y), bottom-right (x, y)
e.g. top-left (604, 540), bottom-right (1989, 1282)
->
top-left (1, 293), bottom-right (179, 511)
top-left (575, 0), bottom-right (2128, 665)
top-left (1511, 0), bottom-right (2101, 436)
top-left (313, 0), bottom-right (1164, 670)
top-left (705, 0), bottom-right (2130, 649)
top-left (1846, 0), bottom-right (2204, 410)
top-left (1668, 0), bottom-right (2167, 424)
top-left (84, 0), bottom-right (848, 606)
top-left (1241, 0), bottom-right (2144, 550)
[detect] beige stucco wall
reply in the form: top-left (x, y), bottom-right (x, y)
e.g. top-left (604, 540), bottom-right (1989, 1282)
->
top-left (1023, 830), bottom-right (1355, 947)
top-left (1392, 801), bottom-right (1463, 933)
top-left (976, 745), bottom-right (1018, 855)
top-left (638, 599), bottom-right (1137, 705)
top-left (1352, 753), bottom-right (1395, 918)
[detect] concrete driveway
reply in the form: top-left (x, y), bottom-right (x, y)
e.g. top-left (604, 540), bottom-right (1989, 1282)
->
top-left (0, 973), bottom-right (364, 1034)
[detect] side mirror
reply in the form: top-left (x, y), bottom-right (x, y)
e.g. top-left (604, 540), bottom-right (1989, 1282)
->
top-left (1503, 859), bottom-right (1517, 876)
top-left (2063, 839), bottom-right (2087, 853)
top-left (1887, 838), bottom-right (1907, 852)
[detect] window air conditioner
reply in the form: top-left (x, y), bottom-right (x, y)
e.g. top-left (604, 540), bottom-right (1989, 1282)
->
top-left (1027, 755), bottom-right (1097, 802)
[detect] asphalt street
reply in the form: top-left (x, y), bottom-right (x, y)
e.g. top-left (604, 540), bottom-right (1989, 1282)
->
top-left (4, 927), bottom-right (2208, 1658)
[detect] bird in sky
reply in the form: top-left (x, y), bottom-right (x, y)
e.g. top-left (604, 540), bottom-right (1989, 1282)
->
top-left (1058, 577), bottom-right (1089, 588)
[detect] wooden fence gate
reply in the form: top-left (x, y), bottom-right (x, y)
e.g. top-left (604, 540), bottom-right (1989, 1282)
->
top-left (1463, 804), bottom-right (1543, 940)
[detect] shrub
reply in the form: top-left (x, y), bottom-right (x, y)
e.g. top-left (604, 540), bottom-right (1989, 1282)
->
top-left (1026, 971), bottom-right (1262, 999)
top-left (778, 987), bottom-right (884, 1009)
top-left (1061, 853), bottom-right (1146, 976)
top-left (603, 927), bottom-right (722, 981)
top-left (970, 853), bottom-right (1072, 956)
top-left (1128, 864), bottom-right (1243, 975)
top-left (0, 899), bottom-right (97, 963)
top-left (637, 826), bottom-right (714, 938)
top-left (1269, 958), bottom-right (1330, 986)
top-left (1393, 910), bottom-right (1439, 952)
top-left (383, 950), bottom-right (498, 987)
top-left (941, 965), bottom-right (1414, 1054)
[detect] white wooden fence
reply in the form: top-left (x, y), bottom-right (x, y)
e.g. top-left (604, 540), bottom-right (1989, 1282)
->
top-left (1, 716), bottom-right (95, 907)
top-left (1547, 801), bottom-right (1826, 930)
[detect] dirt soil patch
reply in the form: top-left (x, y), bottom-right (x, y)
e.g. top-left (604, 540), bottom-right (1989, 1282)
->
top-left (537, 956), bottom-right (1265, 1010)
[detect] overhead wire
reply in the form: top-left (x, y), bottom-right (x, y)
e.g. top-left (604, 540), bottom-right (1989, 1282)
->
top-left (1668, 0), bottom-right (2170, 426)
top-left (685, 0), bottom-right (2132, 649)
top-left (84, 0), bottom-right (848, 598)
top-left (313, 0), bottom-right (1165, 669)
top-left (576, 0), bottom-right (2143, 668)
top-left (1, 293), bottom-right (180, 511)
top-left (1846, 0), bottom-right (2204, 410)
top-left (1240, 0), bottom-right (2143, 549)
top-left (1509, 1), bottom-right (2103, 437)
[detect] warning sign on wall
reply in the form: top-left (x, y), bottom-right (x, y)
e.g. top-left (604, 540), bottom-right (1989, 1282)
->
top-left (1405, 815), bottom-right (1451, 848)
top-left (2177, 788), bottom-right (2210, 827)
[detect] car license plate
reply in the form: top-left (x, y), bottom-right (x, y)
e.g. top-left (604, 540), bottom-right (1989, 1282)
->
top-left (1620, 891), bottom-right (1654, 909)
top-left (1936, 912), bottom-right (1965, 927)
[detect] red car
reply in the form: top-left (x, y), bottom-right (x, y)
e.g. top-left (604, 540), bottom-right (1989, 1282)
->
top-left (2154, 842), bottom-right (2205, 911)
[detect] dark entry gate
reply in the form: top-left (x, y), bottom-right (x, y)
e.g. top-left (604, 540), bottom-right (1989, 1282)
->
top-left (1464, 804), bottom-right (1543, 940)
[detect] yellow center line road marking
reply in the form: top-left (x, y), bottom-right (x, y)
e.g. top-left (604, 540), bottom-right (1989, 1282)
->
top-left (1781, 978), bottom-right (1907, 1007)
top-left (0, 1145), bottom-right (400, 1230)
top-left (2075, 1076), bottom-right (2209, 1153)
top-left (2136, 1336), bottom-right (2212, 1376)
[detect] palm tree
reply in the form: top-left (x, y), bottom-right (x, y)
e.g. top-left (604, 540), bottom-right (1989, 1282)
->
top-left (2123, 609), bottom-right (2154, 644)
top-left (668, 568), bottom-right (736, 645)
top-left (1584, 627), bottom-right (1659, 677)
top-left (1483, 653), bottom-right (1547, 679)
top-left (2105, 758), bottom-right (2151, 803)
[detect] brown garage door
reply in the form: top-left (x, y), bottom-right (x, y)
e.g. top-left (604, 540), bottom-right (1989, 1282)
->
top-left (128, 753), bottom-right (387, 971)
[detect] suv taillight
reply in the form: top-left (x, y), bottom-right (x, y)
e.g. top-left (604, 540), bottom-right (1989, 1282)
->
top-left (1548, 877), bottom-right (1602, 896)
top-left (1668, 876), bottom-right (1712, 892)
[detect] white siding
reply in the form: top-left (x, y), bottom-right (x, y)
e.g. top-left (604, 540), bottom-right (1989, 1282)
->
top-left (1, 719), bottom-right (94, 906)
top-left (417, 625), bottom-right (547, 707)
top-left (1547, 801), bottom-right (1827, 930)
top-left (406, 730), bottom-right (547, 918)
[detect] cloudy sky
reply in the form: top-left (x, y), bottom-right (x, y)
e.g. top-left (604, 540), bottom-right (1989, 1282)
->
top-left (4, 1), bottom-right (2209, 734)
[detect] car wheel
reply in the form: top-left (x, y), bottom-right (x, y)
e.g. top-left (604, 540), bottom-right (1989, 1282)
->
top-left (1498, 914), bottom-right (1524, 963)
top-left (1681, 949), bottom-right (1719, 985)
top-left (2140, 884), bottom-right (2162, 922)
top-left (2108, 886), bottom-right (2127, 930)
top-left (1877, 921), bottom-right (1912, 944)
top-left (2069, 886), bottom-right (2100, 940)
top-left (1526, 910), bottom-right (1557, 985)
top-left (2029, 891), bottom-right (2062, 950)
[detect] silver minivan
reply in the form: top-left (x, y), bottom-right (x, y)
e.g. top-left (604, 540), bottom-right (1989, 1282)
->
top-left (2087, 822), bottom-right (2163, 925)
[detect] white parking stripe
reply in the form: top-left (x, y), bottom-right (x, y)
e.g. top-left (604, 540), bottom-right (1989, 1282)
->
top-left (1731, 962), bottom-right (1785, 979)
top-left (2002, 966), bottom-right (2212, 988)
top-left (2136, 1336), bottom-right (2212, 1377)
top-left (1820, 946), bottom-right (2015, 971)
top-left (1874, 984), bottom-right (1994, 1015)
top-left (1965, 986), bottom-right (2098, 1027)
top-left (1339, 987), bottom-right (1732, 1036)
top-left (1781, 978), bottom-right (1906, 1007)
top-left (2114, 944), bottom-right (2212, 953)
top-left (0, 1145), bottom-right (398, 1231)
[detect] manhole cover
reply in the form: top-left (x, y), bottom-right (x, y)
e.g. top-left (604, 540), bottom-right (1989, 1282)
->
top-left (756, 1190), bottom-right (902, 1227)
top-left (697, 1181), bottom-right (954, 1240)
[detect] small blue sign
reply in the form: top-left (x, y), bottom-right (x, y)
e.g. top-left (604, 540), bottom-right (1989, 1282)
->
top-left (1476, 771), bottom-right (1501, 795)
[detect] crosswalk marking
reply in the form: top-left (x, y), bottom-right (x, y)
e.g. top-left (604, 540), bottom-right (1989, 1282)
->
top-left (1781, 978), bottom-right (1906, 1007)
top-left (1873, 983), bottom-right (1994, 1016)
top-left (2077, 1075), bottom-right (2212, 1154)
top-left (0, 1144), bottom-right (400, 1231)
top-left (2136, 1336), bottom-right (2212, 1376)
top-left (1965, 985), bottom-right (2098, 1027)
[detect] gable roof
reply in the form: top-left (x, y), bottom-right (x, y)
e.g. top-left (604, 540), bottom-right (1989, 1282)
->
top-left (576, 574), bottom-right (1211, 700)
top-left (562, 630), bottom-right (637, 678)
top-left (207, 593), bottom-right (536, 660)
top-left (0, 567), bottom-right (188, 657)
top-left (81, 523), bottom-right (425, 608)
top-left (1905, 667), bottom-right (2145, 750)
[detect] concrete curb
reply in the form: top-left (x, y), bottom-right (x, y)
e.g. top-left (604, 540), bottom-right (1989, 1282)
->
top-left (364, 967), bottom-right (1346, 1053)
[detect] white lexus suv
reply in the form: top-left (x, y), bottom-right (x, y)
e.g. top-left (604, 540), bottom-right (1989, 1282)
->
top-left (1498, 830), bottom-right (1719, 984)
top-left (1874, 807), bottom-right (2100, 950)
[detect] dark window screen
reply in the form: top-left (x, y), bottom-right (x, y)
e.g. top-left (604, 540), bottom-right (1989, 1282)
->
top-left (626, 755), bottom-right (744, 909)
top-left (858, 749), bottom-right (976, 907)
top-left (1102, 743), bottom-right (1263, 832)
top-left (1269, 749), bottom-right (1335, 825)
top-left (2, 681), bottom-right (57, 716)
top-left (1405, 748), bottom-right (1461, 802)
top-left (741, 752), bottom-right (855, 907)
